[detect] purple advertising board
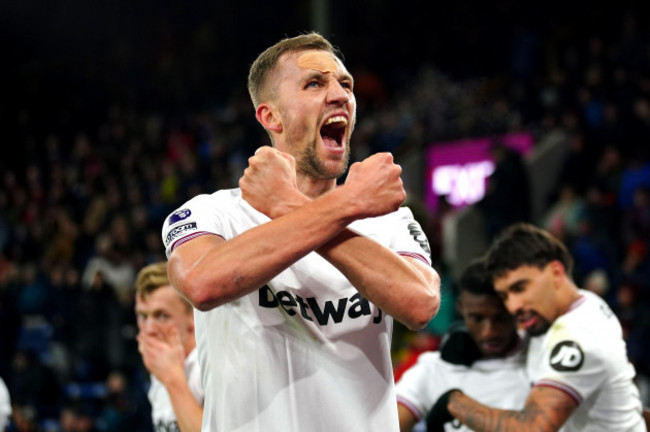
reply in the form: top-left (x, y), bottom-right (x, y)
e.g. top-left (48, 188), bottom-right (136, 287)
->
top-left (425, 132), bottom-right (534, 213)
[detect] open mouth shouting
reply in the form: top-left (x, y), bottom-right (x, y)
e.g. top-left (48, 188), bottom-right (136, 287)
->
top-left (320, 114), bottom-right (348, 154)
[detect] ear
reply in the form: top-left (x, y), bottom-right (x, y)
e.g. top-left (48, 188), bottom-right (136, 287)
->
top-left (256, 103), bottom-right (282, 133)
top-left (548, 260), bottom-right (567, 288)
top-left (549, 260), bottom-right (566, 277)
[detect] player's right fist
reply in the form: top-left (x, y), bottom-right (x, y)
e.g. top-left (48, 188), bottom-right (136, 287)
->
top-left (240, 146), bottom-right (307, 219)
top-left (343, 152), bottom-right (406, 218)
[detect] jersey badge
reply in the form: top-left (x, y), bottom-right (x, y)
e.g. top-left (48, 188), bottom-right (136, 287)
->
top-left (168, 208), bottom-right (192, 225)
top-left (549, 340), bottom-right (584, 372)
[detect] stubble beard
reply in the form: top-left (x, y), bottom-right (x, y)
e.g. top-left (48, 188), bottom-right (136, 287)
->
top-left (525, 313), bottom-right (552, 336)
top-left (294, 136), bottom-right (350, 180)
top-left (282, 108), bottom-right (354, 180)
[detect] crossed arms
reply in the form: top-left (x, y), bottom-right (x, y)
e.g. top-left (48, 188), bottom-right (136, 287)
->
top-left (168, 148), bottom-right (440, 330)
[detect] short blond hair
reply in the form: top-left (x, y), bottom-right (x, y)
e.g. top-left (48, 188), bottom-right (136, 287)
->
top-left (134, 262), bottom-right (191, 311)
top-left (247, 32), bottom-right (338, 108)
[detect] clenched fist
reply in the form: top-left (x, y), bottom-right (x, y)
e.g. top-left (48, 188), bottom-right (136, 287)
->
top-left (342, 152), bottom-right (406, 219)
top-left (239, 146), bottom-right (308, 219)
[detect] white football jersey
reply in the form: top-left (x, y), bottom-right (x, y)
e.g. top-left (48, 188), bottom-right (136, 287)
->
top-left (163, 188), bottom-right (432, 432)
top-left (0, 377), bottom-right (10, 431)
top-left (148, 348), bottom-right (204, 432)
top-left (527, 290), bottom-right (646, 431)
top-left (396, 339), bottom-right (529, 432)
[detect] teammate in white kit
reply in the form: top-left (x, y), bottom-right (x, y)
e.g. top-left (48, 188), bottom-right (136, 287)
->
top-left (440, 223), bottom-right (646, 431)
top-left (0, 377), bottom-right (10, 431)
top-left (396, 258), bottom-right (529, 432)
top-left (135, 262), bottom-right (204, 432)
top-left (163, 32), bottom-right (441, 432)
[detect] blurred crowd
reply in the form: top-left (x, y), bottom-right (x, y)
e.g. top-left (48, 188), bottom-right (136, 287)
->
top-left (2, 4), bottom-right (650, 431)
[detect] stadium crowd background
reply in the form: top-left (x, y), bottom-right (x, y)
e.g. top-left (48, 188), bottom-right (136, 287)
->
top-left (2, 1), bottom-right (650, 430)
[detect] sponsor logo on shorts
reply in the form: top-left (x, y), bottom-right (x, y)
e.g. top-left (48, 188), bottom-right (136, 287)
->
top-left (550, 340), bottom-right (584, 371)
top-left (258, 285), bottom-right (383, 325)
top-left (165, 222), bottom-right (197, 247)
top-left (168, 208), bottom-right (192, 225)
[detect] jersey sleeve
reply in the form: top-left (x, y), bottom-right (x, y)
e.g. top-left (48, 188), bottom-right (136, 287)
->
top-left (395, 353), bottom-right (449, 421)
top-left (533, 330), bottom-right (608, 405)
top-left (390, 207), bottom-right (432, 266)
top-left (162, 193), bottom-right (226, 258)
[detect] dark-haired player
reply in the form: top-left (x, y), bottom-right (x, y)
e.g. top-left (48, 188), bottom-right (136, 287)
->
top-left (396, 258), bottom-right (528, 432)
top-left (440, 223), bottom-right (646, 431)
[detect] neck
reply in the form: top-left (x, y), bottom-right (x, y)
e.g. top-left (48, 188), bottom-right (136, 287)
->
top-left (297, 174), bottom-right (338, 199)
top-left (556, 279), bottom-right (581, 318)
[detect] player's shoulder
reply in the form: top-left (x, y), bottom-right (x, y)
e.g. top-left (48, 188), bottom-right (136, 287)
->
top-left (399, 351), bottom-right (454, 381)
top-left (396, 205), bottom-right (416, 218)
top-left (554, 290), bottom-right (618, 336)
top-left (184, 188), bottom-right (241, 209)
top-left (366, 205), bottom-right (416, 223)
top-left (413, 350), bottom-right (444, 367)
top-left (164, 189), bottom-right (240, 224)
top-left (545, 291), bottom-right (619, 359)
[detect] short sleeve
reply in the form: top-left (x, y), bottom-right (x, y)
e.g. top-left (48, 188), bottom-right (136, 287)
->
top-left (391, 207), bottom-right (432, 266)
top-left (395, 353), bottom-right (448, 420)
top-left (162, 193), bottom-right (226, 258)
top-left (534, 336), bottom-right (608, 404)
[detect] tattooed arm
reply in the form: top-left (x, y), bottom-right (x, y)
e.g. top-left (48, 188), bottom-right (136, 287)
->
top-left (447, 386), bottom-right (578, 432)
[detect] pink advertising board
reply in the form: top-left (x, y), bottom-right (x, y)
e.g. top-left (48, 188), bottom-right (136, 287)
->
top-left (425, 132), bottom-right (534, 212)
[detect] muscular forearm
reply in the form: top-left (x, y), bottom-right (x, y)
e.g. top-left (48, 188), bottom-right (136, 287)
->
top-left (163, 373), bottom-right (203, 432)
top-left (170, 187), bottom-right (360, 310)
top-left (448, 389), bottom-right (572, 432)
top-left (317, 228), bottom-right (439, 330)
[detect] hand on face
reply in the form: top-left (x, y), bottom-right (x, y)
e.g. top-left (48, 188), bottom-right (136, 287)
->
top-left (343, 152), bottom-right (406, 219)
top-left (240, 146), bottom-right (309, 218)
top-left (137, 324), bottom-right (185, 384)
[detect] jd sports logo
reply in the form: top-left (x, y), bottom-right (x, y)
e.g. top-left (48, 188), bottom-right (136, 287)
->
top-left (259, 286), bottom-right (383, 325)
top-left (408, 222), bottom-right (431, 255)
top-left (550, 340), bottom-right (584, 371)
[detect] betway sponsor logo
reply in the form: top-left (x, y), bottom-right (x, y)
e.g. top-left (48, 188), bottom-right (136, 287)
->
top-left (259, 285), bottom-right (383, 325)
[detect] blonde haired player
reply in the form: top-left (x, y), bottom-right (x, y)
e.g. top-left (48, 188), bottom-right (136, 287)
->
top-left (135, 262), bottom-right (203, 432)
top-left (164, 32), bottom-right (440, 431)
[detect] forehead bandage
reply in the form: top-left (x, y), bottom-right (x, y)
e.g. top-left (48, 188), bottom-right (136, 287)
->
top-left (297, 51), bottom-right (339, 73)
